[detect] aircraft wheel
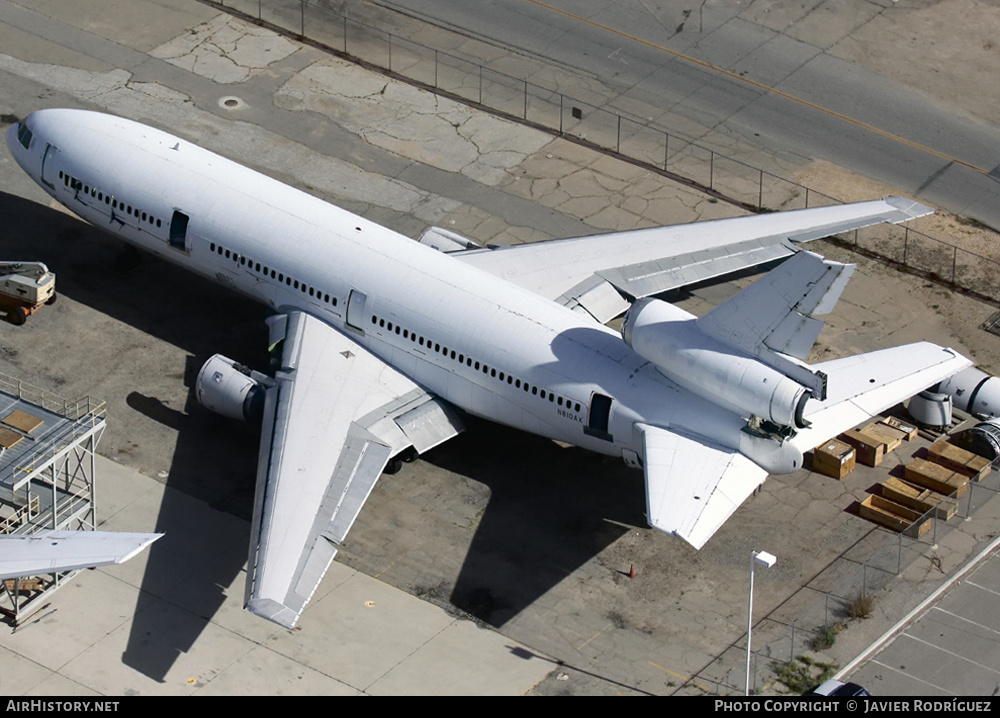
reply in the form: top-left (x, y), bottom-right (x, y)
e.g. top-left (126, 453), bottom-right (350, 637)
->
top-left (384, 458), bottom-right (404, 475)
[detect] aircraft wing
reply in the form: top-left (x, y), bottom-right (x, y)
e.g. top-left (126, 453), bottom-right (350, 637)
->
top-left (789, 342), bottom-right (972, 453)
top-left (245, 311), bottom-right (463, 629)
top-left (638, 423), bottom-right (768, 550)
top-left (0, 530), bottom-right (161, 580)
top-left (454, 197), bottom-right (933, 323)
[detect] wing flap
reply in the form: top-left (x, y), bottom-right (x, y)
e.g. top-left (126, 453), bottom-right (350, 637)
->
top-left (246, 311), bottom-right (463, 628)
top-left (639, 423), bottom-right (768, 550)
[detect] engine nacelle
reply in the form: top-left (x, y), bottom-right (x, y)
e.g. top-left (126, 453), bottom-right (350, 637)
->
top-left (622, 298), bottom-right (811, 429)
top-left (936, 367), bottom-right (1000, 418)
top-left (196, 354), bottom-right (267, 422)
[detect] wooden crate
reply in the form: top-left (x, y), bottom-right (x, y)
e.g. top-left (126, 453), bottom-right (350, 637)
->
top-left (881, 476), bottom-right (958, 520)
top-left (927, 440), bottom-right (991, 481)
top-left (904, 457), bottom-right (969, 497)
top-left (882, 417), bottom-right (918, 441)
top-left (859, 494), bottom-right (933, 536)
top-left (839, 427), bottom-right (887, 467)
top-left (866, 422), bottom-right (905, 452)
top-left (813, 439), bottom-right (856, 479)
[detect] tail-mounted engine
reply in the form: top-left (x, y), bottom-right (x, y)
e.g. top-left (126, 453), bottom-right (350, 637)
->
top-left (622, 298), bottom-right (811, 430)
top-left (195, 354), bottom-right (271, 422)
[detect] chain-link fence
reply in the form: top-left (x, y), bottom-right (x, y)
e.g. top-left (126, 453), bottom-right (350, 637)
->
top-left (728, 467), bottom-right (1000, 696)
top-left (217, 0), bottom-right (1000, 303)
top-left (213, 1), bottom-right (1000, 695)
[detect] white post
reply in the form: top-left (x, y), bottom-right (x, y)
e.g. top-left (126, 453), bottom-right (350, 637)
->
top-left (746, 550), bottom-right (776, 696)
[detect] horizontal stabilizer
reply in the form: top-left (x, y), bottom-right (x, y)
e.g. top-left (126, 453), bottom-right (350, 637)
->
top-left (789, 342), bottom-right (972, 452)
top-left (0, 530), bottom-right (162, 580)
top-left (639, 423), bottom-right (768, 550)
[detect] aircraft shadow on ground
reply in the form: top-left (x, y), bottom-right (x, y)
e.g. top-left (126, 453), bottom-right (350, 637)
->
top-left (416, 417), bottom-right (646, 627)
top-left (1, 191), bottom-right (262, 681)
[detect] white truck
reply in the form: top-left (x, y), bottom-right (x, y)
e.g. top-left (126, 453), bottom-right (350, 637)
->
top-left (0, 262), bottom-right (56, 325)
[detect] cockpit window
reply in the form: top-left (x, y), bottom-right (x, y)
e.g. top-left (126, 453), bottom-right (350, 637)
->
top-left (16, 121), bottom-right (32, 151)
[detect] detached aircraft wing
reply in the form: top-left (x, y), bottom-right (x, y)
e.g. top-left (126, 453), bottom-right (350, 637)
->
top-left (245, 311), bottom-right (463, 629)
top-left (453, 197), bottom-right (933, 322)
top-left (0, 530), bottom-right (161, 580)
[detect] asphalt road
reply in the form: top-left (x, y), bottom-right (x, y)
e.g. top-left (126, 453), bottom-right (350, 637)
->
top-left (372, 0), bottom-right (1000, 229)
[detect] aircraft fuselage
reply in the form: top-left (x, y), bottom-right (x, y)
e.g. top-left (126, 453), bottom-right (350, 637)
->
top-left (5, 109), bottom-right (802, 475)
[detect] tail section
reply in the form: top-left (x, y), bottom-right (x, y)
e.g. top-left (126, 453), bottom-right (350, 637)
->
top-left (695, 250), bottom-right (853, 400)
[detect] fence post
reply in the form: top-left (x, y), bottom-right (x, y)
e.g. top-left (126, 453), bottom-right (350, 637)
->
top-left (617, 115), bottom-right (621, 154)
top-left (663, 131), bottom-right (669, 170)
top-left (952, 247), bottom-right (958, 285)
top-left (523, 80), bottom-right (528, 120)
top-left (709, 150), bottom-right (714, 190)
top-left (300, 0), bottom-right (305, 37)
top-left (758, 169), bottom-right (763, 210)
top-left (903, 226), bottom-right (909, 265)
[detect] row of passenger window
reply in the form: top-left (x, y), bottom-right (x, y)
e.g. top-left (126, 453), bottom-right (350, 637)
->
top-left (370, 314), bottom-right (584, 414)
top-left (58, 170), bottom-right (163, 229)
top-left (209, 241), bottom-right (340, 307)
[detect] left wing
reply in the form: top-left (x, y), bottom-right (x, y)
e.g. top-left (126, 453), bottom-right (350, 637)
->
top-left (245, 311), bottom-right (463, 629)
top-left (454, 197), bottom-right (933, 322)
top-left (638, 423), bottom-right (767, 550)
top-left (0, 530), bottom-right (161, 580)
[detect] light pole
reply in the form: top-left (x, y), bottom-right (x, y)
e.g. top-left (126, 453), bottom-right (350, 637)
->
top-left (746, 550), bottom-right (777, 696)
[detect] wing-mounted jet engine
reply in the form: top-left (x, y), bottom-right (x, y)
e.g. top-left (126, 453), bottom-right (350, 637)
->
top-left (195, 354), bottom-right (271, 422)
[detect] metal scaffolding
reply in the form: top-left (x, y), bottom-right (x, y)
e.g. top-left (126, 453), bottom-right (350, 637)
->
top-left (0, 372), bottom-right (106, 625)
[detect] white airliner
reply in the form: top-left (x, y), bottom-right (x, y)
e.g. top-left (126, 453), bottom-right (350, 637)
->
top-left (5, 109), bottom-right (980, 629)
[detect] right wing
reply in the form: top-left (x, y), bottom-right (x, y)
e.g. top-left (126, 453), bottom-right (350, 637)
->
top-left (245, 311), bottom-right (463, 628)
top-left (454, 197), bottom-right (932, 322)
top-left (0, 530), bottom-right (161, 580)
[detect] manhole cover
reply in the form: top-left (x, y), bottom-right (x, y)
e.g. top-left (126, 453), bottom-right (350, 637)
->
top-left (218, 96), bottom-right (245, 110)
